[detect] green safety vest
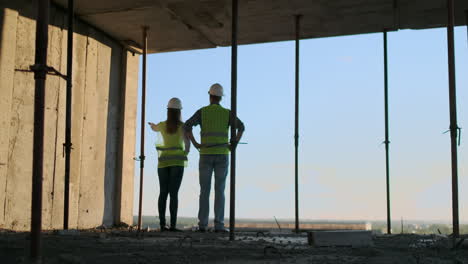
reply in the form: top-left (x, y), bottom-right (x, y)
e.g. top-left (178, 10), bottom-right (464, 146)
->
top-left (200, 104), bottom-right (230, 155)
top-left (155, 121), bottom-right (187, 168)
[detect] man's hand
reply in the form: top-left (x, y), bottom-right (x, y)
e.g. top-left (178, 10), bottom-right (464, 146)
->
top-left (229, 140), bottom-right (238, 151)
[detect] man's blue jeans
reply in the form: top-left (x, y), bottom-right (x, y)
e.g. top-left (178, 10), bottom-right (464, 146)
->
top-left (198, 154), bottom-right (229, 230)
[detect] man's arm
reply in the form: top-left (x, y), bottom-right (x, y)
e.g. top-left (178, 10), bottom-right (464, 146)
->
top-left (183, 110), bottom-right (202, 149)
top-left (229, 113), bottom-right (245, 147)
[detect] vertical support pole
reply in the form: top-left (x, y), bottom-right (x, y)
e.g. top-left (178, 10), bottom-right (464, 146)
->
top-left (383, 29), bottom-right (391, 235)
top-left (137, 26), bottom-right (148, 232)
top-left (294, 14), bottom-right (301, 234)
top-left (466, 10), bottom-right (468, 41)
top-left (229, 0), bottom-right (238, 242)
top-left (466, 10), bottom-right (468, 47)
top-left (446, 0), bottom-right (460, 239)
top-left (31, 0), bottom-right (50, 260)
top-left (63, 0), bottom-right (74, 230)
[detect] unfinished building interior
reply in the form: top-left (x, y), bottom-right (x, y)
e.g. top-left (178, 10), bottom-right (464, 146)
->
top-left (0, 0), bottom-right (467, 262)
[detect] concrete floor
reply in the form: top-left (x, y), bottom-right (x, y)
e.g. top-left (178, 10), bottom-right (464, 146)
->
top-left (1, 229), bottom-right (468, 264)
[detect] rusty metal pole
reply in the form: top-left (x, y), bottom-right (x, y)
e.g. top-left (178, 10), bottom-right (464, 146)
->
top-left (31, 0), bottom-right (50, 260)
top-left (63, 0), bottom-right (74, 230)
top-left (383, 29), bottom-right (391, 235)
top-left (137, 26), bottom-right (148, 232)
top-left (446, 0), bottom-right (460, 239)
top-left (294, 14), bottom-right (301, 234)
top-left (229, 0), bottom-right (238, 242)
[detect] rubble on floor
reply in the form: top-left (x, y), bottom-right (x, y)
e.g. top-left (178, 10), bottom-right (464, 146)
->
top-left (1, 228), bottom-right (467, 264)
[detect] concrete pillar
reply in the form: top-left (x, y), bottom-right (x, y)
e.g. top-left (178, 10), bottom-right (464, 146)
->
top-left (114, 50), bottom-right (139, 226)
top-left (0, 8), bottom-right (19, 227)
top-left (50, 17), bottom-right (69, 229)
top-left (42, 7), bottom-right (65, 230)
top-left (4, 13), bottom-right (36, 230)
top-left (77, 29), bottom-right (107, 229)
top-left (68, 22), bottom-right (88, 229)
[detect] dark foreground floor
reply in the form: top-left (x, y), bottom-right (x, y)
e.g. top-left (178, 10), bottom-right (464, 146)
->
top-left (1, 229), bottom-right (467, 264)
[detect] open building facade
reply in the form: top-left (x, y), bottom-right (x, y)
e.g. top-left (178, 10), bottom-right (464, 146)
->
top-left (0, 0), bottom-right (467, 256)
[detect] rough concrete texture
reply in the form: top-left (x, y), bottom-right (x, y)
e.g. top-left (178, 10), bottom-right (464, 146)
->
top-left (1, 230), bottom-right (468, 264)
top-left (50, 0), bottom-right (468, 53)
top-left (0, 8), bottom-right (18, 228)
top-left (308, 230), bottom-right (374, 247)
top-left (114, 51), bottom-right (139, 225)
top-left (0, 1), bottom-right (139, 230)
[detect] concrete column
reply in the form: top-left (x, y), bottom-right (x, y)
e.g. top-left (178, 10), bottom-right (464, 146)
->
top-left (0, 8), bottom-right (19, 227)
top-left (50, 16), bottom-right (69, 229)
top-left (114, 50), bottom-right (139, 226)
top-left (77, 29), bottom-right (108, 229)
top-left (4, 13), bottom-right (36, 230)
top-left (68, 22), bottom-right (88, 229)
top-left (42, 8), bottom-right (65, 230)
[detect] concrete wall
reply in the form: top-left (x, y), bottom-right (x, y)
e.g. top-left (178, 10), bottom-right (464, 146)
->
top-left (0, 0), bottom-right (139, 230)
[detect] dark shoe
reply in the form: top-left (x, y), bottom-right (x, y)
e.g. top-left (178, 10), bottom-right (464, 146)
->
top-left (214, 228), bottom-right (229, 233)
top-left (169, 227), bottom-right (183, 232)
top-left (160, 226), bottom-right (170, 232)
top-left (196, 227), bottom-right (207, 233)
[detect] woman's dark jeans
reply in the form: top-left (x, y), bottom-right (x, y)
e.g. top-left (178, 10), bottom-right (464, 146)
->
top-left (158, 166), bottom-right (184, 228)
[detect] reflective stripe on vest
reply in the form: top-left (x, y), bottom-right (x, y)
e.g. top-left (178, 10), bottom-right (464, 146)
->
top-left (156, 146), bottom-right (184, 151)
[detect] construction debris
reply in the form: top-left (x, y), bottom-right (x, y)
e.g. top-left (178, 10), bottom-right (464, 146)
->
top-left (1, 229), bottom-right (468, 264)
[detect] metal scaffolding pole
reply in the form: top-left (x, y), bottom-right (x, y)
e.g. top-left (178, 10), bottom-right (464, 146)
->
top-left (137, 26), bottom-right (148, 232)
top-left (30, 0), bottom-right (50, 260)
top-left (229, 0), bottom-right (238, 242)
top-left (383, 30), bottom-right (391, 235)
top-left (294, 14), bottom-right (301, 234)
top-left (63, 0), bottom-right (74, 230)
top-left (446, 0), bottom-right (460, 239)
top-left (466, 10), bottom-right (468, 46)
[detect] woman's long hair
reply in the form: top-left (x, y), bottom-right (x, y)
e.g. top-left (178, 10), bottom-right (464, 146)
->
top-left (166, 108), bottom-right (181, 134)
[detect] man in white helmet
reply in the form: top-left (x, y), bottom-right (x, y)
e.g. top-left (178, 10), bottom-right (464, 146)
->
top-left (184, 83), bottom-right (245, 232)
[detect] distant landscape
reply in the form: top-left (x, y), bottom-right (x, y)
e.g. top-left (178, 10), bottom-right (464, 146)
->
top-left (133, 216), bottom-right (468, 235)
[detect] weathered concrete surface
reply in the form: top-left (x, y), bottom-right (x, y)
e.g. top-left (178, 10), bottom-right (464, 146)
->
top-left (308, 230), bottom-right (374, 247)
top-left (0, 8), bottom-right (18, 228)
top-left (4, 12), bottom-right (36, 231)
top-left (0, 1), bottom-right (139, 230)
top-left (68, 21), bottom-right (88, 229)
top-left (114, 51), bottom-right (138, 225)
top-left (51, 0), bottom-right (468, 53)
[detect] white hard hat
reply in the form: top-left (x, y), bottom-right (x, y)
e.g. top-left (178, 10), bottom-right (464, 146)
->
top-left (208, 83), bottom-right (224, 97)
top-left (167, 97), bottom-right (182, 109)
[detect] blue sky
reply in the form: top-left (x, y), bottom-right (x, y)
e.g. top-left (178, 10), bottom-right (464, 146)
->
top-left (134, 27), bottom-right (468, 222)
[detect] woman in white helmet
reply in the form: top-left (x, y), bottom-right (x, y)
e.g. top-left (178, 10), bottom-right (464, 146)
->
top-left (148, 97), bottom-right (190, 231)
